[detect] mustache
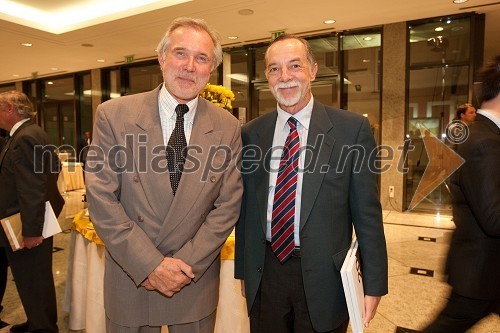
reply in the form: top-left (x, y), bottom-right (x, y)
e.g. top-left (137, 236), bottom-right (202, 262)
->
top-left (275, 81), bottom-right (299, 89)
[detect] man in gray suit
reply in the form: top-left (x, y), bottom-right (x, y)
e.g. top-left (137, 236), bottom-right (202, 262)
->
top-left (86, 17), bottom-right (243, 333)
top-left (235, 35), bottom-right (388, 332)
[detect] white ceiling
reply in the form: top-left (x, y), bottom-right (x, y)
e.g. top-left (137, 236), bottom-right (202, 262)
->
top-left (0, 0), bottom-right (499, 84)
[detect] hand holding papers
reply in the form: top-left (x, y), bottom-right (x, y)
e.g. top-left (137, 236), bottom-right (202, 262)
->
top-left (0, 201), bottom-right (61, 251)
top-left (340, 237), bottom-right (364, 333)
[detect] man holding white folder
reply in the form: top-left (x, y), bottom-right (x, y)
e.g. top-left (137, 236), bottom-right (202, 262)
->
top-left (0, 91), bottom-right (64, 333)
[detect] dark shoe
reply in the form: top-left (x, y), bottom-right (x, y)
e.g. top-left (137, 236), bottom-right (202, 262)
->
top-left (9, 321), bottom-right (29, 333)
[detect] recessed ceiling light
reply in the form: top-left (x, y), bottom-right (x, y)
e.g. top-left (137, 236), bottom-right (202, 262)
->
top-left (446, 19), bottom-right (452, 24)
top-left (238, 9), bottom-right (254, 16)
top-left (51, 67), bottom-right (59, 71)
top-left (363, 37), bottom-right (373, 41)
top-left (81, 43), bottom-right (94, 47)
top-left (228, 36), bottom-right (238, 40)
top-left (435, 27), bottom-right (444, 32)
top-left (324, 19), bottom-right (336, 24)
top-left (12, 74), bottom-right (19, 77)
top-left (453, 0), bottom-right (468, 3)
top-left (47, 81), bottom-right (54, 85)
top-left (362, 59), bottom-right (371, 63)
top-left (20, 42), bottom-right (32, 47)
top-left (97, 59), bottom-right (105, 63)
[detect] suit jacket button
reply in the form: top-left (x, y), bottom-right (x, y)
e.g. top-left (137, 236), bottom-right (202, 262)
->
top-left (133, 176), bottom-right (139, 182)
top-left (210, 176), bottom-right (216, 183)
top-left (261, 238), bottom-right (266, 244)
top-left (257, 267), bottom-right (262, 273)
top-left (137, 216), bottom-right (144, 223)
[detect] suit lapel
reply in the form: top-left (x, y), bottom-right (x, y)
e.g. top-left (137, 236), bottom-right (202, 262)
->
top-left (155, 98), bottom-right (222, 244)
top-left (300, 101), bottom-right (335, 230)
top-left (255, 112), bottom-right (277, 235)
top-left (0, 120), bottom-right (34, 167)
top-left (124, 86), bottom-right (174, 222)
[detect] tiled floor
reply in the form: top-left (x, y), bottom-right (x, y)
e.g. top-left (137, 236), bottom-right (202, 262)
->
top-left (1, 191), bottom-right (499, 333)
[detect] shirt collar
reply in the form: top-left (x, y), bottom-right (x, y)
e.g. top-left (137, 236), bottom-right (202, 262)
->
top-left (159, 83), bottom-right (198, 125)
top-left (10, 118), bottom-right (30, 136)
top-left (477, 109), bottom-right (500, 130)
top-left (276, 95), bottom-right (314, 131)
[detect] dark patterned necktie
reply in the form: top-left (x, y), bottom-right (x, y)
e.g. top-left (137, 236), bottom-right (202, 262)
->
top-left (271, 117), bottom-right (300, 263)
top-left (167, 104), bottom-right (189, 195)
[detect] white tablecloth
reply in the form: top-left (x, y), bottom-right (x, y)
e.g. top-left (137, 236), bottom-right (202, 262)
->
top-left (63, 231), bottom-right (250, 333)
top-left (58, 162), bottom-right (85, 192)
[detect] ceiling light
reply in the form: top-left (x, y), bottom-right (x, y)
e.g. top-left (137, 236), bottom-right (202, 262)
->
top-left (20, 42), bottom-right (32, 47)
top-left (238, 9), bottom-right (254, 15)
top-left (453, 0), bottom-right (468, 3)
top-left (324, 19), bottom-right (336, 24)
top-left (97, 59), bottom-right (105, 63)
top-left (228, 36), bottom-right (238, 40)
top-left (446, 19), bottom-right (452, 24)
top-left (51, 67), bottom-right (59, 70)
top-left (363, 37), bottom-right (373, 41)
top-left (435, 27), bottom-right (444, 32)
top-left (362, 59), bottom-right (371, 63)
top-left (12, 74), bottom-right (19, 77)
top-left (47, 81), bottom-right (54, 85)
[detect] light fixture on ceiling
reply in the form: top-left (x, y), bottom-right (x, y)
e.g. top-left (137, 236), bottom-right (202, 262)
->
top-left (47, 81), bottom-right (54, 85)
top-left (97, 59), bottom-right (105, 63)
top-left (12, 74), bottom-right (19, 77)
top-left (20, 42), bottom-right (32, 47)
top-left (362, 59), bottom-right (371, 63)
top-left (51, 67), bottom-right (59, 71)
top-left (228, 36), bottom-right (238, 40)
top-left (453, 0), bottom-right (468, 3)
top-left (324, 19), bottom-right (335, 24)
top-left (363, 36), bottom-right (373, 41)
top-left (435, 27), bottom-right (444, 32)
top-left (238, 9), bottom-right (254, 15)
top-left (446, 19), bottom-right (452, 24)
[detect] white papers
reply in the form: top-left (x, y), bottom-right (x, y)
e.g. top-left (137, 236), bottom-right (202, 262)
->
top-left (42, 201), bottom-right (62, 238)
top-left (1, 201), bottom-right (61, 251)
top-left (340, 237), bottom-right (364, 333)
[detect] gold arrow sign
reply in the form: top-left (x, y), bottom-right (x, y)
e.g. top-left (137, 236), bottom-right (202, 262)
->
top-left (408, 124), bottom-right (465, 210)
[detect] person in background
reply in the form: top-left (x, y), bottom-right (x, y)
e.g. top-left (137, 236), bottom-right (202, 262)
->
top-left (455, 103), bottom-right (476, 126)
top-left (234, 34), bottom-right (388, 333)
top-left (423, 55), bottom-right (500, 332)
top-left (0, 91), bottom-right (64, 333)
top-left (85, 17), bottom-right (242, 333)
top-left (77, 130), bottom-right (91, 164)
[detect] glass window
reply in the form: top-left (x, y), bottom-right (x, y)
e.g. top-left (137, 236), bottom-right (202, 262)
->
top-left (406, 15), bottom-right (472, 213)
top-left (127, 64), bottom-right (162, 95)
top-left (42, 77), bottom-right (76, 151)
top-left (223, 49), bottom-right (249, 121)
top-left (409, 16), bottom-right (471, 67)
top-left (342, 31), bottom-right (382, 143)
top-left (79, 73), bottom-right (93, 151)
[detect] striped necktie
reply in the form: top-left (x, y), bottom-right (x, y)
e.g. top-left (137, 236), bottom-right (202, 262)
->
top-left (271, 117), bottom-right (300, 263)
top-left (166, 104), bottom-right (189, 195)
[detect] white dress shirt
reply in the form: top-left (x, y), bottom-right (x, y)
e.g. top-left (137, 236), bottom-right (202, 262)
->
top-left (158, 83), bottom-right (198, 146)
top-left (266, 96), bottom-right (314, 246)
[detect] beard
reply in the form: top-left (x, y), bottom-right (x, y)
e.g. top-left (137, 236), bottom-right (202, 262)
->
top-left (270, 81), bottom-right (307, 107)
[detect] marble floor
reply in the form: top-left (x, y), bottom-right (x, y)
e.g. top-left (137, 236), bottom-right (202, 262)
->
top-left (1, 190), bottom-right (499, 333)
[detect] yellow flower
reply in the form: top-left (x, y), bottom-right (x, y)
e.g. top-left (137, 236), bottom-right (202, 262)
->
top-left (199, 84), bottom-right (235, 112)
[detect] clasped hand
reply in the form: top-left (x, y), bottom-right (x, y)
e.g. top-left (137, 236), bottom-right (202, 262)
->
top-left (141, 257), bottom-right (194, 297)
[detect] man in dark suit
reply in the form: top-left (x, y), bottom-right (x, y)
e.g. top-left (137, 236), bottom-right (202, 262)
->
top-left (77, 130), bottom-right (91, 163)
top-left (423, 56), bottom-right (500, 332)
top-left (235, 35), bottom-right (388, 332)
top-left (0, 91), bottom-right (64, 333)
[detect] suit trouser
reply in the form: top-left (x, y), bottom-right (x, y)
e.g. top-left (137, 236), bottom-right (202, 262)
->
top-left (422, 290), bottom-right (500, 333)
top-left (106, 310), bottom-right (216, 333)
top-left (4, 237), bottom-right (58, 333)
top-left (0, 246), bottom-right (7, 314)
top-left (250, 243), bottom-right (348, 333)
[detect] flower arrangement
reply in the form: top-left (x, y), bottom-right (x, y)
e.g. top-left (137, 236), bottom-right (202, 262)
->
top-left (199, 83), bottom-right (235, 112)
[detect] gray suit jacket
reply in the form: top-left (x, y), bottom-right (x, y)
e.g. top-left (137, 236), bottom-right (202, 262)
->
top-left (86, 85), bottom-right (243, 326)
top-left (235, 100), bottom-right (388, 332)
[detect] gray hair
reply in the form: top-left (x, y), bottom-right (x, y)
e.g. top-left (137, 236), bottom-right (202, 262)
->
top-left (0, 90), bottom-right (36, 119)
top-left (156, 17), bottom-right (222, 72)
top-left (265, 34), bottom-right (316, 69)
